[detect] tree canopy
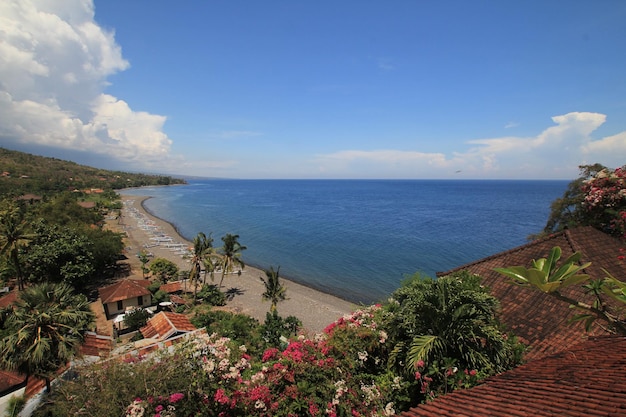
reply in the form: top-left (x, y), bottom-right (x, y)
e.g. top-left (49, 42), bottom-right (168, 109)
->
top-left (0, 283), bottom-right (94, 392)
top-left (542, 163), bottom-right (626, 239)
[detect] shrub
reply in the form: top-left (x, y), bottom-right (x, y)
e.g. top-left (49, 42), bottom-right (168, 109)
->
top-left (197, 284), bottom-right (227, 306)
top-left (123, 308), bottom-right (151, 331)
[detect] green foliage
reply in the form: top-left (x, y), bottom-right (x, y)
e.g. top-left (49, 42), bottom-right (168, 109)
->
top-left (191, 310), bottom-right (261, 346)
top-left (149, 258), bottom-right (179, 282)
top-left (196, 284), bottom-right (226, 306)
top-left (494, 246), bottom-right (591, 293)
top-left (259, 310), bottom-right (301, 347)
top-left (147, 279), bottom-right (164, 294)
top-left (495, 246), bottom-right (626, 334)
top-left (30, 193), bottom-right (102, 226)
top-left (123, 309), bottom-right (151, 331)
top-left (384, 272), bottom-right (524, 386)
top-left (0, 283), bottom-right (94, 392)
top-left (5, 394), bottom-right (26, 417)
top-left (260, 265), bottom-right (287, 312)
top-left (217, 233), bottom-right (246, 288)
top-left (0, 146), bottom-right (185, 198)
top-left (542, 163), bottom-right (626, 239)
top-left (153, 289), bottom-right (170, 304)
top-left (0, 200), bottom-right (35, 290)
top-left (24, 222), bottom-right (95, 289)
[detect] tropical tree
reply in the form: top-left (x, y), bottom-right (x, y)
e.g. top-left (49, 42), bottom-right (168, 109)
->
top-left (541, 163), bottom-right (626, 239)
top-left (495, 246), bottom-right (626, 334)
top-left (385, 272), bottom-right (523, 380)
top-left (0, 201), bottom-right (35, 290)
top-left (0, 283), bottom-right (94, 392)
top-left (260, 266), bottom-right (287, 312)
top-left (149, 258), bottom-right (179, 282)
top-left (217, 234), bottom-right (246, 288)
top-left (137, 250), bottom-right (150, 278)
top-left (189, 232), bottom-right (214, 302)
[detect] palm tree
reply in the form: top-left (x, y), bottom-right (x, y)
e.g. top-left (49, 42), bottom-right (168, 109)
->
top-left (388, 272), bottom-right (520, 379)
top-left (0, 283), bottom-right (95, 392)
top-left (260, 266), bottom-right (287, 312)
top-left (0, 204), bottom-right (35, 290)
top-left (189, 232), bottom-right (214, 302)
top-left (217, 233), bottom-right (246, 288)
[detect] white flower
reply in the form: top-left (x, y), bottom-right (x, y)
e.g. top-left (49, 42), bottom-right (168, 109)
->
top-left (384, 402), bottom-right (395, 416)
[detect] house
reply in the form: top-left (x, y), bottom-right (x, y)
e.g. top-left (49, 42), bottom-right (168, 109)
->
top-left (98, 279), bottom-right (152, 319)
top-left (437, 226), bottom-right (626, 361)
top-left (398, 335), bottom-right (626, 417)
top-left (140, 311), bottom-right (197, 342)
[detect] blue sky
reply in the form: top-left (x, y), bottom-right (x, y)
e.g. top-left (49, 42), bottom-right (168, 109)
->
top-left (1, 1), bottom-right (625, 179)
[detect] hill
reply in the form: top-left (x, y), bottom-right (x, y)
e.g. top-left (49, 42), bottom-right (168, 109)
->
top-left (0, 147), bottom-right (186, 197)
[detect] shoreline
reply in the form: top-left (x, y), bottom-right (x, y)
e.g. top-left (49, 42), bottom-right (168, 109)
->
top-left (116, 194), bottom-right (356, 334)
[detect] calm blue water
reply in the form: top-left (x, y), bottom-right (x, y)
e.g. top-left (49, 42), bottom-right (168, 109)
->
top-left (121, 179), bottom-right (568, 304)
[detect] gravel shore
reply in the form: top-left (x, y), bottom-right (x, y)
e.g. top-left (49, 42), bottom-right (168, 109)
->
top-left (113, 194), bottom-right (357, 334)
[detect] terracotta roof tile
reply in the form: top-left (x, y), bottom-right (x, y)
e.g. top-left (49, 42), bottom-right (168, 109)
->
top-left (0, 370), bottom-right (27, 395)
top-left (98, 279), bottom-right (151, 304)
top-left (0, 291), bottom-right (18, 309)
top-left (159, 281), bottom-right (183, 294)
top-left (437, 226), bottom-right (626, 361)
top-left (79, 332), bottom-right (114, 357)
top-left (140, 311), bottom-right (196, 341)
top-left (399, 336), bottom-right (626, 417)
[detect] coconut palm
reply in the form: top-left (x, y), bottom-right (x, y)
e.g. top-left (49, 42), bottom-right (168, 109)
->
top-left (0, 204), bottom-right (35, 290)
top-left (189, 232), bottom-right (214, 302)
top-left (0, 283), bottom-right (94, 392)
top-left (217, 233), bottom-right (246, 288)
top-left (260, 266), bottom-right (287, 312)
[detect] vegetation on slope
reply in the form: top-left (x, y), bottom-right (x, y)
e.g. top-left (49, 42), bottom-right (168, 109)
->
top-left (0, 147), bottom-right (186, 197)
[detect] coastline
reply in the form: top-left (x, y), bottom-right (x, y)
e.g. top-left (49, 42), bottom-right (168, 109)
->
top-left (115, 194), bottom-right (356, 334)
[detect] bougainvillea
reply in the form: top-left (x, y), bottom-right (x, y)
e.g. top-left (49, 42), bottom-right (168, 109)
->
top-left (581, 166), bottom-right (626, 239)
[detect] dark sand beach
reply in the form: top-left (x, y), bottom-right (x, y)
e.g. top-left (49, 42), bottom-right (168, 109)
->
top-left (112, 195), bottom-right (356, 334)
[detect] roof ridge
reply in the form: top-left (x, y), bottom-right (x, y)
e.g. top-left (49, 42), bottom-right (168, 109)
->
top-left (437, 229), bottom-right (569, 277)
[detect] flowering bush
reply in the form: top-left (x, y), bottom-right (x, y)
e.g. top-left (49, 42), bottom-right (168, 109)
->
top-left (35, 278), bottom-right (520, 416)
top-left (581, 166), bottom-right (626, 238)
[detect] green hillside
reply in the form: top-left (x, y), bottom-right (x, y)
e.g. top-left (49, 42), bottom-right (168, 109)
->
top-left (0, 147), bottom-right (186, 197)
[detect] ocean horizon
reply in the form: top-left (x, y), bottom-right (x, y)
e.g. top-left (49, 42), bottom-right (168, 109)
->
top-left (121, 179), bottom-right (568, 304)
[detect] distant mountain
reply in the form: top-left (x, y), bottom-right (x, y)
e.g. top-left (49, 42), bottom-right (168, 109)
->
top-left (0, 147), bottom-right (186, 197)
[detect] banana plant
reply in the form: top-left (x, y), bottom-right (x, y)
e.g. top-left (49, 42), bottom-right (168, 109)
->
top-left (494, 246), bottom-right (591, 293)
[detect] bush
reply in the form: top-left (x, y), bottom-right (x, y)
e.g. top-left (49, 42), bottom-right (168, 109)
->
top-left (123, 309), bottom-right (151, 331)
top-left (197, 284), bottom-right (226, 306)
top-left (259, 310), bottom-right (301, 348)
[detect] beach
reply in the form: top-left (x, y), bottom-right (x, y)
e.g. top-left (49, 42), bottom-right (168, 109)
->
top-left (112, 195), bottom-right (356, 334)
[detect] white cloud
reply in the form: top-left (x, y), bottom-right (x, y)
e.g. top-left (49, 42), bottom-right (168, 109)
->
top-left (0, 0), bottom-right (177, 171)
top-left (315, 112), bottom-right (625, 178)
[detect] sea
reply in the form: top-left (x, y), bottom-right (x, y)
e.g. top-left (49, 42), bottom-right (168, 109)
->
top-left (120, 179), bottom-right (568, 304)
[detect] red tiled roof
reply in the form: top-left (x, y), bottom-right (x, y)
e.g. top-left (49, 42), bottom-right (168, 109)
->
top-left (438, 226), bottom-right (626, 361)
top-left (0, 291), bottom-right (18, 309)
top-left (79, 332), bottom-right (114, 357)
top-left (159, 281), bottom-right (183, 294)
top-left (0, 370), bottom-right (27, 395)
top-left (98, 279), bottom-right (151, 304)
top-left (399, 335), bottom-right (626, 417)
top-left (140, 311), bottom-right (196, 341)
top-left (170, 294), bottom-right (186, 304)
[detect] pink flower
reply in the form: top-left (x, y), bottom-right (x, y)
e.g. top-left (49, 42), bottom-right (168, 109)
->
top-left (169, 393), bottom-right (184, 403)
top-left (414, 371), bottom-right (421, 380)
top-left (415, 359), bottom-right (425, 368)
top-left (155, 405), bottom-right (164, 412)
top-left (215, 389), bottom-right (230, 405)
top-left (469, 369), bottom-right (477, 376)
top-left (262, 347), bottom-right (279, 362)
